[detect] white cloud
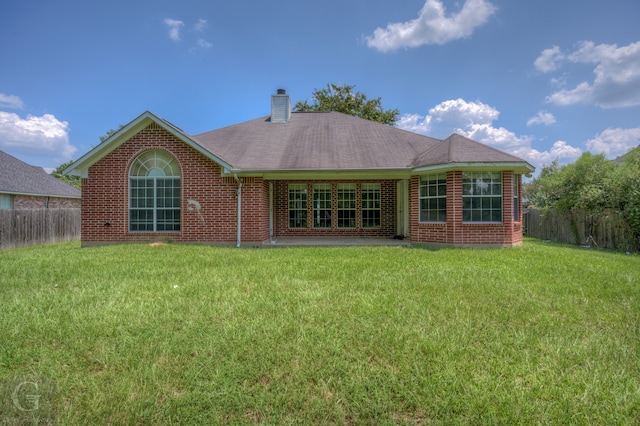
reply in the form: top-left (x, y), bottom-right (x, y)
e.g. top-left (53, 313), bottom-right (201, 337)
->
top-left (164, 18), bottom-right (184, 41)
top-left (586, 127), bottom-right (640, 158)
top-left (0, 93), bottom-right (24, 109)
top-left (0, 112), bottom-right (76, 162)
top-left (196, 39), bottom-right (212, 49)
top-left (166, 18), bottom-right (212, 51)
top-left (396, 113), bottom-right (431, 135)
top-left (397, 98), bottom-right (582, 169)
top-left (511, 141), bottom-right (582, 166)
top-left (542, 40), bottom-right (640, 108)
top-left (527, 110), bottom-right (556, 126)
top-left (546, 82), bottom-right (592, 106)
top-left (534, 46), bottom-right (564, 73)
top-left (366, 0), bottom-right (497, 52)
top-left (194, 19), bottom-right (207, 32)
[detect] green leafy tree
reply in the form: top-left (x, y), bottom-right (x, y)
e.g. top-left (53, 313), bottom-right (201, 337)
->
top-left (524, 148), bottom-right (640, 248)
top-left (294, 84), bottom-right (399, 126)
top-left (609, 147), bottom-right (640, 239)
top-left (522, 160), bottom-right (562, 209)
top-left (51, 160), bottom-right (81, 189)
top-left (100, 127), bottom-right (122, 143)
top-left (52, 127), bottom-right (124, 189)
top-left (525, 153), bottom-right (616, 211)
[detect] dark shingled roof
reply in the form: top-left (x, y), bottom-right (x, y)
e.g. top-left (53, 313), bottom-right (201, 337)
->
top-left (412, 133), bottom-right (528, 167)
top-left (0, 150), bottom-right (81, 198)
top-left (193, 112), bottom-right (442, 171)
top-left (192, 112), bottom-right (530, 171)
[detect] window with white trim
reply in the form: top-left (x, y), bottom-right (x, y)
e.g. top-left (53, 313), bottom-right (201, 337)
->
top-left (419, 174), bottom-right (447, 222)
top-left (288, 184), bottom-right (308, 228)
top-left (337, 183), bottom-right (356, 228)
top-left (513, 176), bottom-right (520, 222)
top-left (313, 184), bottom-right (332, 228)
top-left (462, 172), bottom-right (502, 223)
top-left (0, 193), bottom-right (12, 209)
top-left (361, 183), bottom-right (381, 228)
top-left (129, 151), bottom-right (180, 232)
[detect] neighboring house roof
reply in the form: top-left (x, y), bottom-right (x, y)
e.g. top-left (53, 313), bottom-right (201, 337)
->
top-left (0, 150), bottom-right (81, 198)
top-left (65, 107), bottom-right (534, 178)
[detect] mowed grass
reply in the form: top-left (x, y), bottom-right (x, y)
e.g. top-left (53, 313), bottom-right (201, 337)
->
top-left (1, 239), bottom-right (639, 424)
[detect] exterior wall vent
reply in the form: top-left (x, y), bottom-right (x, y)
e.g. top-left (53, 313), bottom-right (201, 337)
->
top-left (271, 89), bottom-right (291, 123)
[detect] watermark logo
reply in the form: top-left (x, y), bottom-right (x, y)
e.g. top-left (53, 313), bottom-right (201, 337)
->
top-left (12, 381), bottom-right (41, 412)
top-left (1, 378), bottom-right (56, 424)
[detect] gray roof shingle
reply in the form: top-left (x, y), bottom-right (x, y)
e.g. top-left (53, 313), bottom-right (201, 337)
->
top-left (192, 112), bottom-right (531, 172)
top-left (193, 112), bottom-right (442, 171)
top-left (412, 133), bottom-right (528, 167)
top-left (0, 150), bottom-right (81, 198)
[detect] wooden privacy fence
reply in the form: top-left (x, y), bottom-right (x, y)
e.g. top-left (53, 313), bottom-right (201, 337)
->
top-left (0, 208), bottom-right (80, 249)
top-left (524, 208), bottom-right (637, 251)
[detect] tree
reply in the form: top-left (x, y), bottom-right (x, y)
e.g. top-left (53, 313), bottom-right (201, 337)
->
top-left (100, 127), bottom-right (122, 143)
top-left (523, 148), bottom-right (640, 248)
top-left (51, 160), bottom-right (81, 189)
top-left (51, 127), bottom-right (125, 189)
top-left (294, 84), bottom-right (399, 126)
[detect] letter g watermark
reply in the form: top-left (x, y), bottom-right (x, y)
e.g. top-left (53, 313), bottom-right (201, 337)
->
top-left (1, 378), bottom-right (56, 424)
top-left (12, 380), bottom-right (41, 411)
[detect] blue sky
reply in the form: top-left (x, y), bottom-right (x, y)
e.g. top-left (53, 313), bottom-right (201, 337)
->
top-left (1, 0), bottom-right (639, 176)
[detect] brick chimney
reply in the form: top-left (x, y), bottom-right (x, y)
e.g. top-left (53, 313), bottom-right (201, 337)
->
top-left (270, 89), bottom-right (291, 123)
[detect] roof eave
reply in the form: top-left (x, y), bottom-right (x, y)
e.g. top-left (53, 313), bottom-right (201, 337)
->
top-left (412, 162), bottom-right (535, 175)
top-left (0, 190), bottom-right (81, 199)
top-left (224, 167), bottom-right (413, 180)
top-left (63, 111), bottom-right (234, 178)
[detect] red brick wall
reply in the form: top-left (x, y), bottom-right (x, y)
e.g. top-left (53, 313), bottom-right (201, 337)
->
top-left (81, 124), bottom-right (268, 246)
top-left (13, 196), bottom-right (80, 209)
top-left (272, 180), bottom-right (396, 237)
top-left (410, 171), bottom-right (523, 247)
top-left (81, 122), bottom-right (523, 247)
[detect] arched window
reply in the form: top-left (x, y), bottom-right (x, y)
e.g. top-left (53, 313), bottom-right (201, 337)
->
top-left (129, 150), bottom-right (180, 232)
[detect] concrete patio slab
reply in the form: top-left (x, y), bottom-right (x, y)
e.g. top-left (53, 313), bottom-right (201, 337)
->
top-left (263, 236), bottom-right (411, 247)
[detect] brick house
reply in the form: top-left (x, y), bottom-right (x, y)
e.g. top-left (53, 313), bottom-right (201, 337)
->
top-left (0, 150), bottom-right (81, 209)
top-left (65, 90), bottom-right (534, 247)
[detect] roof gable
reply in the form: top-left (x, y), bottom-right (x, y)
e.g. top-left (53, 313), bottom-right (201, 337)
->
top-left (413, 133), bottom-right (534, 173)
top-left (63, 111), bottom-right (233, 178)
top-left (0, 150), bottom-right (81, 198)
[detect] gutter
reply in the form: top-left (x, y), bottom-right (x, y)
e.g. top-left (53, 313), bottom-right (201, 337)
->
top-left (233, 174), bottom-right (242, 248)
top-left (412, 161), bottom-right (535, 174)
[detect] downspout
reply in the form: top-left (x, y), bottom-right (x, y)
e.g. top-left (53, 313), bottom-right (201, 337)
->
top-left (234, 174), bottom-right (243, 248)
top-left (269, 182), bottom-right (275, 243)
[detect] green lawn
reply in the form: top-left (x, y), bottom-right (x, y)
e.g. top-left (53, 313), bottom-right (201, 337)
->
top-left (1, 239), bottom-right (638, 424)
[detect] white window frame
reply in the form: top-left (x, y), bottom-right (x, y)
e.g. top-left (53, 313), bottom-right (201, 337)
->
top-left (337, 183), bottom-right (356, 228)
top-left (419, 174), bottom-right (447, 223)
top-left (361, 183), bottom-right (381, 228)
top-left (462, 172), bottom-right (502, 223)
top-left (513, 176), bottom-right (520, 222)
top-left (0, 193), bottom-right (12, 209)
top-left (313, 184), bottom-right (332, 228)
top-left (288, 184), bottom-right (308, 229)
top-left (129, 151), bottom-right (181, 232)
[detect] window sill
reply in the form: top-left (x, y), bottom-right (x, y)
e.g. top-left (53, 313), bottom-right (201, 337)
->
top-left (128, 231), bottom-right (181, 234)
